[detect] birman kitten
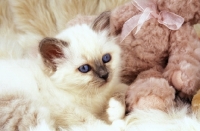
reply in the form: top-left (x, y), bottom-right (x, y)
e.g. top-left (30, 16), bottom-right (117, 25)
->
top-left (0, 20), bottom-right (128, 130)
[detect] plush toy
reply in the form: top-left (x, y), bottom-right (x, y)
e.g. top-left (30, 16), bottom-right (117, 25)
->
top-left (90, 0), bottom-right (200, 112)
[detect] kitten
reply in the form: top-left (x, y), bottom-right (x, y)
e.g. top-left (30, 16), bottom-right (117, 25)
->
top-left (0, 23), bottom-right (128, 130)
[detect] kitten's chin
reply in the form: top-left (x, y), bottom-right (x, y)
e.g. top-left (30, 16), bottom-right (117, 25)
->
top-left (97, 77), bottom-right (116, 88)
top-left (89, 78), bottom-right (110, 89)
top-left (99, 81), bottom-right (108, 87)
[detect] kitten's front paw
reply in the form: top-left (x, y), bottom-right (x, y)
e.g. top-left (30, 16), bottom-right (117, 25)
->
top-left (107, 93), bottom-right (125, 122)
top-left (30, 120), bottom-right (53, 131)
top-left (111, 119), bottom-right (125, 131)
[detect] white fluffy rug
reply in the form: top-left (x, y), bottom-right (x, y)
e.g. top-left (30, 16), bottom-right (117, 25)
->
top-left (67, 105), bottom-right (200, 131)
top-left (25, 103), bottom-right (196, 131)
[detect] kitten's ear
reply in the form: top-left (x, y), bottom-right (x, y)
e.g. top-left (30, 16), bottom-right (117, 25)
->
top-left (92, 11), bottom-right (111, 31)
top-left (39, 37), bottom-right (68, 70)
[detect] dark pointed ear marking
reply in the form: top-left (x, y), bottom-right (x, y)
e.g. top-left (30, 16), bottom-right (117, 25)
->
top-left (39, 37), bottom-right (68, 71)
top-left (92, 11), bottom-right (111, 31)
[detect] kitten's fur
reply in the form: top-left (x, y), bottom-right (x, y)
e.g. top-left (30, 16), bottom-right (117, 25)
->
top-left (0, 23), bottom-right (127, 130)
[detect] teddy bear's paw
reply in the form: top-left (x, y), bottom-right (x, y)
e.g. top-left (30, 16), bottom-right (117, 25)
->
top-left (126, 94), bottom-right (172, 113)
top-left (107, 93), bottom-right (125, 122)
top-left (126, 77), bottom-right (175, 113)
top-left (172, 64), bottom-right (200, 97)
top-left (172, 71), bottom-right (184, 90)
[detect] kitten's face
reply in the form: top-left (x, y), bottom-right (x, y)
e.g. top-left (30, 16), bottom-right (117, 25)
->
top-left (39, 24), bottom-right (121, 95)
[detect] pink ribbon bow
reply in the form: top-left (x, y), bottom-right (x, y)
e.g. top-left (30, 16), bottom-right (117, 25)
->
top-left (120, 0), bottom-right (184, 42)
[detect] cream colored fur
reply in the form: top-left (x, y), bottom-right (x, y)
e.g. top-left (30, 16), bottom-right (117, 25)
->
top-left (0, 0), bottom-right (130, 59)
top-left (0, 0), bottom-right (129, 33)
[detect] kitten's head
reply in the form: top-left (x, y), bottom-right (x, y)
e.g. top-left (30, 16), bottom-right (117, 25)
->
top-left (39, 24), bottom-right (121, 95)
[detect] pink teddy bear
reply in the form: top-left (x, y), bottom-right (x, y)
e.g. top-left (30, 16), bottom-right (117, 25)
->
top-left (91, 0), bottom-right (200, 112)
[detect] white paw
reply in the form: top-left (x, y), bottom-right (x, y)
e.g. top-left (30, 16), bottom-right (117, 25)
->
top-left (107, 97), bottom-right (125, 122)
top-left (112, 119), bottom-right (125, 131)
top-left (30, 120), bottom-right (53, 131)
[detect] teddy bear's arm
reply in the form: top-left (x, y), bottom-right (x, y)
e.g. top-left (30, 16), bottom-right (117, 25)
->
top-left (163, 23), bottom-right (200, 100)
top-left (126, 68), bottom-right (175, 113)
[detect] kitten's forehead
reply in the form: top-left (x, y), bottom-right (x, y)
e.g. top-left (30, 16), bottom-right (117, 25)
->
top-left (56, 24), bottom-right (112, 59)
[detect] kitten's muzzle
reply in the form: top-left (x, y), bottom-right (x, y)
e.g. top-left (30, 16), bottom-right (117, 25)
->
top-left (99, 72), bottom-right (109, 80)
top-left (95, 63), bottom-right (109, 81)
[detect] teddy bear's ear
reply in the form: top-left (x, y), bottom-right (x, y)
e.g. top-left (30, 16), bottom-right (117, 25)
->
top-left (39, 37), bottom-right (67, 71)
top-left (92, 11), bottom-right (111, 32)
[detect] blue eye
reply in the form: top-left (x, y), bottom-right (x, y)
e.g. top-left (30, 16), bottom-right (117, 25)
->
top-left (102, 53), bottom-right (111, 63)
top-left (78, 64), bottom-right (91, 73)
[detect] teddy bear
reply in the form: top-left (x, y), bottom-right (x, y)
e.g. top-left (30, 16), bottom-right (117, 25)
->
top-left (89, 0), bottom-right (200, 113)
